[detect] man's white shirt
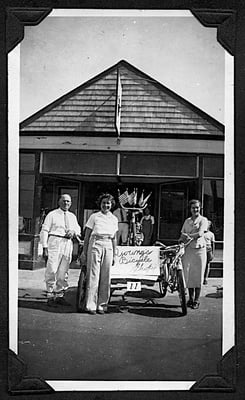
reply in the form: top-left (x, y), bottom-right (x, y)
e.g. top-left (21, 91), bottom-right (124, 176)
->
top-left (40, 208), bottom-right (81, 247)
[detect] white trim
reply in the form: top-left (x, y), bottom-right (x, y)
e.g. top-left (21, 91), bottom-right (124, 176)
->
top-left (119, 174), bottom-right (197, 179)
top-left (223, 51), bottom-right (234, 355)
top-left (39, 151), bottom-right (43, 173)
top-left (116, 153), bottom-right (120, 176)
top-left (196, 155), bottom-right (200, 178)
top-left (20, 136), bottom-right (224, 154)
top-left (8, 44), bottom-right (20, 354)
top-left (49, 10), bottom-right (193, 18)
top-left (47, 380), bottom-right (195, 391)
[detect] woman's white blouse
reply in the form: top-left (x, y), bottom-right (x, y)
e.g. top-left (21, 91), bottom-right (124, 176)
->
top-left (181, 215), bottom-right (208, 248)
top-left (86, 211), bottom-right (118, 237)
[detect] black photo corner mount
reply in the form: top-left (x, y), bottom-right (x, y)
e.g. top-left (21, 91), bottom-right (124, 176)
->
top-left (191, 9), bottom-right (236, 56)
top-left (6, 7), bottom-right (52, 53)
top-left (8, 349), bottom-right (54, 395)
top-left (6, 6), bottom-right (237, 395)
top-left (190, 346), bottom-right (237, 392)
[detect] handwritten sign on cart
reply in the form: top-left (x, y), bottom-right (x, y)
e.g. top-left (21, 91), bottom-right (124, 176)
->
top-left (111, 246), bottom-right (161, 281)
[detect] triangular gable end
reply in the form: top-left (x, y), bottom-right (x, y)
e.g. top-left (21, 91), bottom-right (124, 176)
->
top-left (20, 60), bottom-right (224, 138)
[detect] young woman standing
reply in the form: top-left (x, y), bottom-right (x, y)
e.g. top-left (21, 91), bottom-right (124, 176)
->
top-left (179, 199), bottom-right (208, 309)
top-left (81, 193), bottom-right (118, 315)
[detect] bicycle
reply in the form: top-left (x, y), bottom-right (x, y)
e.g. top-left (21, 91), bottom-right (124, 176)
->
top-left (155, 240), bottom-right (192, 316)
top-left (120, 204), bottom-right (146, 246)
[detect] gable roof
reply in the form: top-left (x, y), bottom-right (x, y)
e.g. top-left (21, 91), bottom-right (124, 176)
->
top-left (20, 60), bottom-right (224, 138)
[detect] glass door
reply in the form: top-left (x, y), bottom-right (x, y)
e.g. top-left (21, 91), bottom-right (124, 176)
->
top-left (158, 180), bottom-right (197, 243)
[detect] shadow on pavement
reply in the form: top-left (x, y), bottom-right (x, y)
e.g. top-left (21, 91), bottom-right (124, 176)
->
top-left (18, 299), bottom-right (76, 313)
top-left (18, 286), bottom-right (185, 318)
top-left (18, 287), bottom-right (79, 314)
top-left (124, 287), bottom-right (163, 298)
top-left (109, 288), bottom-right (184, 318)
top-left (127, 307), bottom-right (184, 318)
top-left (205, 292), bottom-right (223, 299)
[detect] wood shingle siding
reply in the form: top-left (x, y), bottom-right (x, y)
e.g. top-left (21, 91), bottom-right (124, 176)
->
top-left (20, 60), bottom-right (224, 138)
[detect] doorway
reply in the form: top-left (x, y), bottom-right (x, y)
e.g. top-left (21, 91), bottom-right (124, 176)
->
top-left (158, 180), bottom-right (197, 243)
top-left (81, 181), bottom-right (157, 232)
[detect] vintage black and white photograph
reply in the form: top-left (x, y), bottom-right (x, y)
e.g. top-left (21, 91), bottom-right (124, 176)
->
top-left (7, 8), bottom-right (234, 393)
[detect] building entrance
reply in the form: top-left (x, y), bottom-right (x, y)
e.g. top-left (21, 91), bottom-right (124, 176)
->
top-left (41, 176), bottom-right (198, 244)
top-left (159, 180), bottom-right (197, 243)
top-left (82, 181), bottom-right (156, 238)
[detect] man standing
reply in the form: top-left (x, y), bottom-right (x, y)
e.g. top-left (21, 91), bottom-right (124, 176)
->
top-left (40, 194), bottom-right (81, 306)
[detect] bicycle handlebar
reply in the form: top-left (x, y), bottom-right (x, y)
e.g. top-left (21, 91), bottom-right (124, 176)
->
top-left (155, 238), bottom-right (193, 252)
top-left (120, 203), bottom-right (148, 212)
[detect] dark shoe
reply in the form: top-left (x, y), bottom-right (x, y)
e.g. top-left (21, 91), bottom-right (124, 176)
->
top-left (192, 301), bottom-right (200, 309)
top-left (47, 298), bottom-right (57, 307)
top-left (187, 299), bottom-right (194, 308)
top-left (87, 310), bottom-right (96, 315)
top-left (55, 297), bottom-right (71, 306)
top-left (97, 309), bottom-right (105, 315)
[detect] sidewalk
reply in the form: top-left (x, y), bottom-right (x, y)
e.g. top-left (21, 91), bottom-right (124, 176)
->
top-left (18, 267), bottom-right (223, 301)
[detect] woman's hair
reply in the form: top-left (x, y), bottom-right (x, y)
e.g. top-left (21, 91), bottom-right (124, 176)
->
top-left (188, 199), bottom-right (201, 208)
top-left (97, 193), bottom-right (116, 208)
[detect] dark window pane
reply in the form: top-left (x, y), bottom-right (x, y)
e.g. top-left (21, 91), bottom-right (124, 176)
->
top-left (19, 174), bottom-right (35, 191)
top-left (121, 153), bottom-right (197, 177)
top-left (203, 179), bottom-right (224, 240)
top-left (42, 152), bottom-right (117, 175)
top-left (159, 190), bottom-right (185, 240)
top-left (19, 190), bottom-right (34, 218)
top-left (203, 156), bottom-right (224, 177)
top-left (20, 153), bottom-right (35, 171)
top-left (19, 174), bottom-right (35, 230)
top-left (19, 154), bottom-right (35, 232)
top-left (159, 180), bottom-right (197, 241)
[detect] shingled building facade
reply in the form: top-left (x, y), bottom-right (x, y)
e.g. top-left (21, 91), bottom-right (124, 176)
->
top-left (19, 60), bottom-right (224, 270)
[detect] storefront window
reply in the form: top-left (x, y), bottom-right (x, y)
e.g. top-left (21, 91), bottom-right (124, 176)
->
top-left (19, 153), bottom-right (35, 234)
top-left (203, 156), bottom-right (224, 178)
top-left (159, 190), bottom-right (185, 241)
top-left (121, 153), bottom-right (197, 177)
top-left (159, 180), bottom-right (197, 242)
top-left (42, 151), bottom-right (117, 175)
top-left (203, 179), bottom-right (224, 241)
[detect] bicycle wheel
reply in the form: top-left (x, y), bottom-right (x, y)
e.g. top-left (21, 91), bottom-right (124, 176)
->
top-left (159, 262), bottom-right (168, 297)
top-left (76, 265), bottom-right (87, 312)
top-left (159, 280), bottom-right (168, 297)
top-left (177, 269), bottom-right (187, 316)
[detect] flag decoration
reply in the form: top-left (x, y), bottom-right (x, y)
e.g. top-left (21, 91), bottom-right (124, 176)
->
top-left (141, 191), bottom-right (152, 207)
top-left (128, 188), bottom-right (138, 206)
top-left (138, 190), bottom-right (145, 207)
top-left (118, 190), bottom-right (129, 205)
top-left (118, 188), bottom-right (151, 208)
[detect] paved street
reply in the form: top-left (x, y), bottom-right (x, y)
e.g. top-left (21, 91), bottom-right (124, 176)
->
top-left (18, 268), bottom-right (223, 382)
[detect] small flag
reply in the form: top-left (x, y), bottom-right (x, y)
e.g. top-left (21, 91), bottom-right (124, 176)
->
top-left (142, 192), bottom-right (152, 207)
top-left (133, 188), bottom-right (138, 206)
top-left (138, 190), bottom-right (144, 207)
top-left (118, 190), bottom-right (129, 205)
top-left (128, 189), bottom-right (137, 206)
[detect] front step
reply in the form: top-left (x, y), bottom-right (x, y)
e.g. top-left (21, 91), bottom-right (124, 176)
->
top-left (209, 242), bottom-right (223, 278)
top-left (209, 261), bottom-right (223, 278)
